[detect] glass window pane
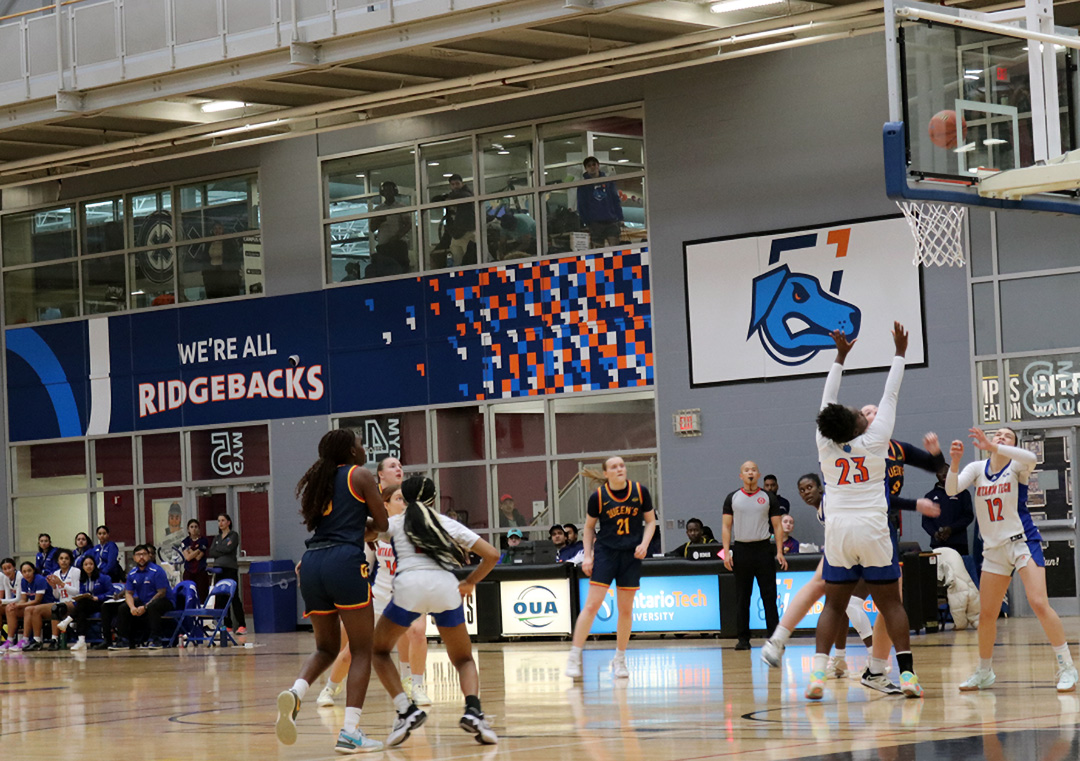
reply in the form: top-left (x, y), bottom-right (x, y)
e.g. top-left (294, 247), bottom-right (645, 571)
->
top-left (13, 442), bottom-right (87, 493)
top-left (437, 465), bottom-right (488, 531)
top-left (972, 282), bottom-right (997, 356)
top-left (189, 425), bottom-right (270, 481)
top-left (82, 197), bottom-right (126, 254)
top-left (94, 488), bottom-right (137, 546)
top-left (493, 400), bottom-right (545, 458)
top-left (479, 127), bottom-right (534, 195)
top-left (1000, 274), bottom-right (1080, 353)
top-left (969, 209), bottom-right (993, 277)
top-left (339, 411), bottom-right (429, 466)
top-left (421, 138), bottom-right (473, 203)
top-left (554, 392), bottom-right (656, 454)
top-left (542, 111), bottom-right (644, 184)
top-left (422, 201), bottom-right (477, 270)
top-left (328, 213), bottom-right (418, 282)
top-left (482, 194), bottom-right (537, 262)
top-left (238, 490), bottom-right (271, 556)
top-left (996, 210), bottom-right (1078, 274)
top-left (16, 494), bottom-right (89, 553)
top-left (130, 189), bottom-right (172, 251)
top-left (556, 454), bottom-right (657, 527)
top-left (178, 235), bottom-right (247, 302)
top-left (141, 432), bottom-right (182, 483)
top-left (178, 175), bottom-right (258, 241)
top-left (129, 249), bottom-right (176, 308)
top-left (94, 437), bottom-right (134, 487)
top-left (326, 148), bottom-right (416, 219)
top-left (4, 260), bottom-right (79, 323)
top-left (83, 254), bottom-right (128, 314)
top-left (2, 206), bottom-right (77, 266)
top-left (494, 461), bottom-right (547, 537)
top-left (436, 407), bottom-right (485, 462)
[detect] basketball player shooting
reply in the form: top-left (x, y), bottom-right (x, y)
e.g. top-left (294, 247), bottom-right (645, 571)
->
top-left (807, 322), bottom-right (922, 700)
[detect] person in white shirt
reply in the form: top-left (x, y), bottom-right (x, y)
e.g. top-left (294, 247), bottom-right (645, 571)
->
top-left (26, 549), bottom-right (81, 651)
top-left (0, 557), bottom-right (17, 640)
top-left (372, 477), bottom-right (500, 747)
top-left (807, 322), bottom-right (922, 701)
top-left (946, 427), bottom-right (1078, 692)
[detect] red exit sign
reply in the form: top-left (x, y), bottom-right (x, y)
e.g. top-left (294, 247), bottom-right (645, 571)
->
top-left (673, 409), bottom-right (702, 437)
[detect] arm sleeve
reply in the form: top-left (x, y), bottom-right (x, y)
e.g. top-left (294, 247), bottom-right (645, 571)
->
top-left (1001, 445), bottom-right (1038, 478)
top-left (440, 515), bottom-right (481, 550)
top-left (893, 495), bottom-right (919, 513)
top-left (896, 441), bottom-right (946, 475)
top-left (946, 461), bottom-right (981, 495)
top-left (767, 491), bottom-right (782, 518)
top-left (587, 491), bottom-right (601, 519)
top-left (722, 491), bottom-right (735, 516)
top-left (863, 357), bottom-right (906, 450)
top-left (820, 363), bottom-right (844, 409)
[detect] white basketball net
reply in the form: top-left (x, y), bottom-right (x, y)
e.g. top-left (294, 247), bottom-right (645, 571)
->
top-left (896, 200), bottom-right (967, 267)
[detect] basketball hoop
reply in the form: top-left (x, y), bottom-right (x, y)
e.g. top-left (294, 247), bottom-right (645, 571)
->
top-left (895, 200), bottom-right (967, 267)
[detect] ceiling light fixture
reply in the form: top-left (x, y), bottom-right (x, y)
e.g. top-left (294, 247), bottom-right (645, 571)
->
top-left (498, 150), bottom-right (511, 155)
top-left (200, 100), bottom-right (248, 113)
top-left (503, 134), bottom-right (516, 138)
top-left (710, 0), bottom-right (785, 14)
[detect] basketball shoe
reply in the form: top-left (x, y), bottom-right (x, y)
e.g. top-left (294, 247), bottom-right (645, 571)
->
top-left (861, 667), bottom-right (902, 695)
top-left (411, 683), bottom-right (433, 706)
top-left (805, 670), bottom-right (826, 700)
top-left (761, 639), bottom-right (784, 667)
top-left (275, 688), bottom-right (302, 745)
top-left (334, 728), bottom-right (384, 754)
top-left (899, 671), bottom-right (923, 698)
top-left (611, 655), bottom-right (630, 679)
top-left (386, 703), bottom-right (426, 747)
top-left (565, 650), bottom-right (583, 679)
top-left (828, 654), bottom-right (849, 678)
top-left (1056, 665), bottom-right (1078, 693)
top-left (317, 681), bottom-right (342, 707)
top-left (460, 706), bottom-right (498, 744)
top-left (959, 668), bottom-right (995, 691)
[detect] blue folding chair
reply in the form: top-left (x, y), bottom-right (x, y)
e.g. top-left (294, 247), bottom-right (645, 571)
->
top-left (163, 581), bottom-right (200, 647)
top-left (175, 579), bottom-right (239, 647)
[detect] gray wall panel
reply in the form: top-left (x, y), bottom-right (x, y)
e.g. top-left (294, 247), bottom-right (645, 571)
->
top-left (260, 136), bottom-right (324, 296)
top-left (643, 36), bottom-right (974, 547)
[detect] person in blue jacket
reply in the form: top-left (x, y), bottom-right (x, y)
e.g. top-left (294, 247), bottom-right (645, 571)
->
top-left (35, 534), bottom-right (60, 576)
top-left (66, 554), bottom-right (115, 651)
top-left (113, 544), bottom-right (171, 650)
top-left (73, 532), bottom-right (93, 569)
top-left (91, 525), bottom-right (122, 582)
top-left (576, 157), bottom-right (623, 248)
top-left (1, 562), bottom-right (54, 651)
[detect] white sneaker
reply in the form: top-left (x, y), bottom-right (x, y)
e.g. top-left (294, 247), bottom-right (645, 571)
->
top-left (959, 668), bottom-right (995, 692)
top-left (761, 639), bottom-right (784, 668)
top-left (411, 684), bottom-right (432, 706)
top-left (69, 637), bottom-right (87, 652)
top-left (828, 655), bottom-right (849, 679)
top-left (56, 616), bottom-right (73, 633)
top-left (386, 704), bottom-right (426, 747)
top-left (565, 651), bottom-right (583, 679)
top-left (459, 707), bottom-right (498, 744)
top-left (611, 656), bottom-right (630, 679)
top-left (317, 682), bottom-right (342, 707)
top-left (1056, 665), bottom-right (1078, 693)
top-left (861, 668), bottom-right (903, 695)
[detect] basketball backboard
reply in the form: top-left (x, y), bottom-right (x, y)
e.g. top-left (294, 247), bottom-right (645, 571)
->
top-left (884, 0), bottom-right (1080, 213)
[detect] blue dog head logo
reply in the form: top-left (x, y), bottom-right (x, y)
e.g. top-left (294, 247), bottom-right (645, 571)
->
top-left (747, 265), bottom-right (861, 366)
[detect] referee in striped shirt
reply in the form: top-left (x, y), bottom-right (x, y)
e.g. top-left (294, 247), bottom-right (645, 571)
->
top-left (722, 460), bottom-right (788, 650)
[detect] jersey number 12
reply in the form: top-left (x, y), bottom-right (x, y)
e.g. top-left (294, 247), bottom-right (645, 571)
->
top-left (834, 457), bottom-right (869, 485)
top-left (985, 497), bottom-right (1004, 522)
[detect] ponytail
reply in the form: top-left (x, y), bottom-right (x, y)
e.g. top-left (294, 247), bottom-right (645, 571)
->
top-left (401, 476), bottom-right (467, 570)
top-left (296, 429), bottom-right (362, 532)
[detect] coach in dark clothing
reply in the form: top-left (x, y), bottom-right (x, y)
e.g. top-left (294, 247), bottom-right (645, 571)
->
top-left (922, 465), bottom-right (975, 554)
top-left (722, 460), bottom-right (787, 650)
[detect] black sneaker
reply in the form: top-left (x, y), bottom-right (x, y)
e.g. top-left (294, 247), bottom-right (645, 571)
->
top-left (459, 706), bottom-right (498, 744)
top-left (734, 639), bottom-right (752, 651)
top-left (23, 640), bottom-right (43, 652)
top-left (386, 703), bottom-right (427, 747)
top-left (46, 640), bottom-right (60, 651)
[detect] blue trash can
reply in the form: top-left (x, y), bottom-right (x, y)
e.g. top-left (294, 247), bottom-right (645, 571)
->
top-left (249, 559), bottom-right (297, 633)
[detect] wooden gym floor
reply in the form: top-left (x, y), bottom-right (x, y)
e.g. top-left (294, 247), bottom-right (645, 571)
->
top-left (1, 617), bottom-right (1077, 760)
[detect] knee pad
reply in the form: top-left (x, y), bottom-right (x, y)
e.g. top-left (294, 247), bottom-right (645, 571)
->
top-left (846, 596), bottom-right (873, 640)
top-left (51, 603), bottom-right (67, 620)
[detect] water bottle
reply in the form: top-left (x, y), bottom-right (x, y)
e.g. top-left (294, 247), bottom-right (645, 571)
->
top-left (445, 252), bottom-right (454, 268)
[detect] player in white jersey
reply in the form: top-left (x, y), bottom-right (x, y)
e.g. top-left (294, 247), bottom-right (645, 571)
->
top-left (946, 427), bottom-right (1078, 692)
top-left (372, 477), bottom-right (500, 747)
top-left (807, 322), bottom-right (922, 700)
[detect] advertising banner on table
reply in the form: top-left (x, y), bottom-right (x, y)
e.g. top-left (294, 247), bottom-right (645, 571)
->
top-left (749, 570), bottom-right (879, 630)
top-left (684, 217), bottom-right (925, 386)
top-left (578, 574), bottom-right (720, 633)
top-left (498, 578), bottom-right (573, 635)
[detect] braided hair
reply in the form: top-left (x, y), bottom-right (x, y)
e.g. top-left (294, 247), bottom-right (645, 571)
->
top-left (296, 429), bottom-right (362, 532)
top-left (401, 476), bottom-right (467, 570)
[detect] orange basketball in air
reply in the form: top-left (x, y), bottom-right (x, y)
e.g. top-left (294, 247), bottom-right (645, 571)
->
top-left (928, 110), bottom-right (967, 149)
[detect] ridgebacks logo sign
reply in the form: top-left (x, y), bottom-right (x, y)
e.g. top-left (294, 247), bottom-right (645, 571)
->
top-left (498, 579), bottom-right (572, 636)
top-left (684, 217), bottom-right (925, 385)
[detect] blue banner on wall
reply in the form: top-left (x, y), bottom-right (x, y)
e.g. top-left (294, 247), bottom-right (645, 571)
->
top-left (749, 570), bottom-right (879, 629)
top-left (578, 573), bottom-right (720, 633)
top-left (6, 250), bottom-right (652, 442)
